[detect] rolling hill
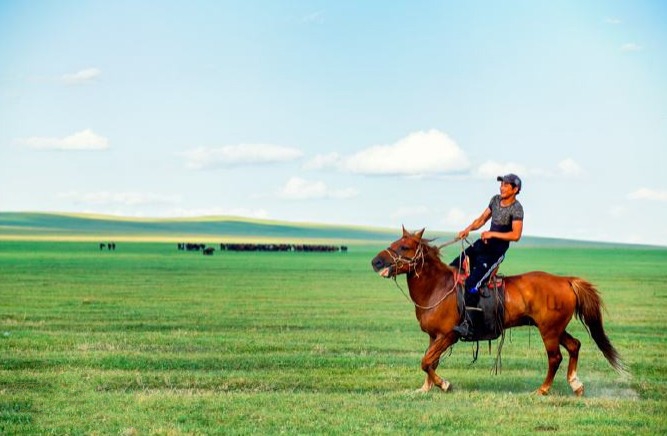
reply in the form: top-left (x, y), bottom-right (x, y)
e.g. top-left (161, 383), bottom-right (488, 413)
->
top-left (0, 212), bottom-right (399, 244)
top-left (0, 212), bottom-right (654, 248)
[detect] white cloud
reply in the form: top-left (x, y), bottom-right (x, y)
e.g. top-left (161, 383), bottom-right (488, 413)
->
top-left (182, 144), bottom-right (303, 170)
top-left (166, 207), bottom-right (269, 219)
top-left (340, 129), bottom-right (470, 176)
top-left (474, 161), bottom-right (527, 179)
top-left (557, 158), bottom-right (585, 177)
top-left (57, 191), bottom-right (181, 206)
top-left (18, 129), bottom-right (109, 150)
top-left (609, 205), bottom-right (627, 218)
top-left (302, 10), bottom-right (324, 24)
top-left (390, 205), bottom-right (429, 221)
top-left (278, 177), bottom-right (358, 200)
top-left (474, 158), bottom-right (584, 180)
top-left (620, 43), bottom-right (642, 52)
top-left (604, 17), bottom-right (621, 25)
top-left (61, 68), bottom-right (101, 85)
top-left (627, 188), bottom-right (667, 202)
top-left (442, 207), bottom-right (469, 228)
top-left (303, 152), bottom-right (341, 170)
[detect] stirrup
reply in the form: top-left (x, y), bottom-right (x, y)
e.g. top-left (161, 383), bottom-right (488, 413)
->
top-left (453, 320), bottom-right (472, 338)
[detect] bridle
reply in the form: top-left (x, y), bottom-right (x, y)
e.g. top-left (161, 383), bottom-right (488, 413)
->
top-left (386, 237), bottom-right (468, 311)
top-left (383, 242), bottom-right (426, 278)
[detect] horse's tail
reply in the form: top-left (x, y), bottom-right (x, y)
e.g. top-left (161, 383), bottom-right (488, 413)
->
top-left (570, 278), bottom-right (628, 375)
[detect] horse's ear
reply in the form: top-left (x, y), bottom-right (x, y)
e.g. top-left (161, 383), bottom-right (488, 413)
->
top-left (415, 228), bottom-right (425, 240)
top-left (402, 225), bottom-right (409, 237)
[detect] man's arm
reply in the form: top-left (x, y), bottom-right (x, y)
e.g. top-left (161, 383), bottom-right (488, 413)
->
top-left (481, 220), bottom-right (523, 243)
top-left (457, 208), bottom-right (492, 240)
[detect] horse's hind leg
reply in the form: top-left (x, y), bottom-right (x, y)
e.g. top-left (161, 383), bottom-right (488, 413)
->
top-left (560, 331), bottom-right (584, 396)
top-left (536, 332), bottom-right (563, 395)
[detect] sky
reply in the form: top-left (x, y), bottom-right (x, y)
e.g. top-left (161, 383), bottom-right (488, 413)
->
top-left (1, 1), bottom-right (666, 246)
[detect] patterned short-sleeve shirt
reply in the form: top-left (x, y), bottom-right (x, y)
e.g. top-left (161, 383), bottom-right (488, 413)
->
top-left (488, 195), bottom-right (524, 233)
top-left (486, 195), bottom-right (523, 253)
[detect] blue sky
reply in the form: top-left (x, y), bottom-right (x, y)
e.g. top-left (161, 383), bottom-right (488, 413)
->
top-left (1, 1), bottom-right (666, 246)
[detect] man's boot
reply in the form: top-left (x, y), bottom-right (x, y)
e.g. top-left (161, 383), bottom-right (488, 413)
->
top-left (453, 288), bottom-right (481, 338)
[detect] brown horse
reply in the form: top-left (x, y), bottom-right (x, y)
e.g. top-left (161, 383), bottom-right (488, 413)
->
top-left (371, 227), bottom-right (626, 395)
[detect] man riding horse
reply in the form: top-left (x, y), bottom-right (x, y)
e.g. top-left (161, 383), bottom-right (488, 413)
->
top-left (450, 173), bottom-right (523, 338)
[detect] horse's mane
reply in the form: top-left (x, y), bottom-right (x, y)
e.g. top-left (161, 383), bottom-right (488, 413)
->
top-left (420, 238), bottom-right (441, 257)
top-left (419, 239), bottom-right (456, 274)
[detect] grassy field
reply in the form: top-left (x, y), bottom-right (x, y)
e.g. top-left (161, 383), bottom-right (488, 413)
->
top-left (1, 239), bottom-right (666, 434)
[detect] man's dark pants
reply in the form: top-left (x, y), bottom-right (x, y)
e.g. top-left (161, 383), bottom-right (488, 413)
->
top-left (449, 239), bottom-right (506, 307)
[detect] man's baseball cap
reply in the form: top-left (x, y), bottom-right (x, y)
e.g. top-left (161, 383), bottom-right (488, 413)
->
top-left (497, 173), bottom-right (522, 191)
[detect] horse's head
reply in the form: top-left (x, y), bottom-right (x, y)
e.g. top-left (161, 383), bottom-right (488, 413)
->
top-left (371, 226), bottom-right (426, 278)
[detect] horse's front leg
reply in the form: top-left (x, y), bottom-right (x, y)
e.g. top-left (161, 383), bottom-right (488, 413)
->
top-left (418, 337), bottom-right (436, 393)
top-left (420, 333), bottom-right (456, 392)
top-left (419, 374), bottom-right (434, 393)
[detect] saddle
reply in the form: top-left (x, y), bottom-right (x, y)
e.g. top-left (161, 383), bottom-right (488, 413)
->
top-left (455, 260), bottom-right (506, 342)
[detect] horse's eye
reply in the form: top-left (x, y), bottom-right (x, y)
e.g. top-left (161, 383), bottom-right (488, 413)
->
top-left (399, 245), bottom-right (410, 251)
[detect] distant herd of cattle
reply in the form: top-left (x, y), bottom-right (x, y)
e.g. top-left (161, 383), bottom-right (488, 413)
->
top-left (177, 242), bottom-right (348, 255)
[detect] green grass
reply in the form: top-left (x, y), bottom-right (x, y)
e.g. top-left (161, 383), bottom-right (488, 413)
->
top-left (1, 240), bottom-right (666, 434)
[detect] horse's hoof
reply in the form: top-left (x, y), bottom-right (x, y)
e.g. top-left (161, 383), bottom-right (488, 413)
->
top-left (416, 382), bottom-right (433, 394)
top-left (534, 388), bottom-right (549, 396)
top-left (440, 381), bottom-right (452, 392)
top-left (569, 376), bottom-right (584, 396)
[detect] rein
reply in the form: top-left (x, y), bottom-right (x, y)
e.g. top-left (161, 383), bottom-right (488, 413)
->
top-left (391, 277), bottom-right (458, 310)
top-left (436, 237), bottom-right (465, 250)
